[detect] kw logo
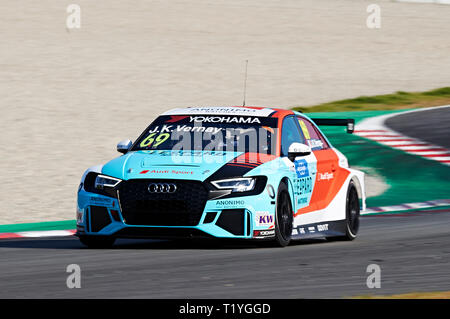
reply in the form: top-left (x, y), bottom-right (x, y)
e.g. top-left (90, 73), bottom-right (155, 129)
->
top-left (256, 211), bottom-right (274, 227)
top-left (259, 216), bottom-right (273, 224)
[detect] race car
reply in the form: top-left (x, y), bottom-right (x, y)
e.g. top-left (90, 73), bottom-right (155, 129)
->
top-left (76, 106), bottom-right (365, 248)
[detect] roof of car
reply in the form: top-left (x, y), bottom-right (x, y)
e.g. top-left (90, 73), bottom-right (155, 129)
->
top-left (161, 106), bottom-right (295, 117)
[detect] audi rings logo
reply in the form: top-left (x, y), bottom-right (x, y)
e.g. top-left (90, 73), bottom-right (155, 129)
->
top-left (148, 183), bottom-right (177, 193)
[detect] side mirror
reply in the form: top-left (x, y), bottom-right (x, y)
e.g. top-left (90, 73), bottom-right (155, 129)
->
top-left (117, 139), bottom-right (132, 154)
top-left (288, 142), bottom-right (311, 161)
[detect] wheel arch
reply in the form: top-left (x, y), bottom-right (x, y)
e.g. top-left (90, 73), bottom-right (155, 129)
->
top-left (280, 176), bottom-right (296, 210)
top-left (347, 169), bottom-right (366, 211)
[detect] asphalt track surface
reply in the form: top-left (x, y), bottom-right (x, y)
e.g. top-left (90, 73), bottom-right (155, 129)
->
top-left (1, 209), bottom-right (450, 298)
top-left (385, 106), bottom-right (450, 148)
top-left (1, 107), bottom-right (449, 299)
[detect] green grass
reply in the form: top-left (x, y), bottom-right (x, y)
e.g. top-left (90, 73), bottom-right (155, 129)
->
top-left (293, 87), bottom-right (450, 112)
top-left (353, 291), bottom-right (450, 299)
top-left (307, 111), bottom-right (450, 207)
top-left (0, 220), bottom-right (76, 233)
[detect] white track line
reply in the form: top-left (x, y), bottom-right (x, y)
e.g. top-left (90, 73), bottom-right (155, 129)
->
top-left (0, 230), bottom-right (75, 239)
top-left (16, 230), bottom-right (76, 237)
top-left (355, 105), bottom-right (450, 166)
top-left (362, 199), bottom-right (450, 215)
top-left (393, 145), bottom-right (444, 150)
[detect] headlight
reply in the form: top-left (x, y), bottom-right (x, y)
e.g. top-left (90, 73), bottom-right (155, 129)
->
top-left (94, 175), bottom-right (121, 190)
top-left (211, 178), bottom-right (256, 192)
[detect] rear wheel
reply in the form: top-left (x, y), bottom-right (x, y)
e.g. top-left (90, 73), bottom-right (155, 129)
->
top-left (329, 182), bottom-right (360, 241)
top-left (274, 182), bottom-right (293, 247)
top-left (346, 183), bottom-right (360, 240)
top-left (78, 235), bottom-right (116, 248)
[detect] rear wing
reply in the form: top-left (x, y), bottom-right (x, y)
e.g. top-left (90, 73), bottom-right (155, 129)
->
top-left (310, 118), bottom-right (355, 134)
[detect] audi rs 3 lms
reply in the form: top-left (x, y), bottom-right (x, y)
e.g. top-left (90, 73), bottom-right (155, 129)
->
top-left (76, 106), bottom-right (365, 247)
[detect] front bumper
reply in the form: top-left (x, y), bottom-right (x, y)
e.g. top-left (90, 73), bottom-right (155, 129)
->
top-left (76, 183), bottom-right (276, 240)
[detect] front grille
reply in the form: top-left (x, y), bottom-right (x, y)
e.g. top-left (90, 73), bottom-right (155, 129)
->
top-left (118, 179), bottom-right (208, 226)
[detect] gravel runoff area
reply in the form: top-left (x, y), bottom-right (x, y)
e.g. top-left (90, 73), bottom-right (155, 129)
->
top-left (1, 0), bottom-right (449, 224)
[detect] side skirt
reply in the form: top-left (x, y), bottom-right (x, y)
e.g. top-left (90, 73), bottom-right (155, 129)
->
top-left (291, 219), bottom-right (347, 240)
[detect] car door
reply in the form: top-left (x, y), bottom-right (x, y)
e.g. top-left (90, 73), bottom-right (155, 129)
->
top-left (296, 116), bottom-right (339, 211)
top-left (280, 116), bottom-right (317, 213)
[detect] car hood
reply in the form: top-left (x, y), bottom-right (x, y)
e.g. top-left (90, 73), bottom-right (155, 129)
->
top-left (101, 150), bottom-right (247, 182)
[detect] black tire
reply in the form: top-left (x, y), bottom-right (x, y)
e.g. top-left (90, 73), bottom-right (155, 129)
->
top-left (329, 182), bottom-right (360, 241)
top-left (78, 235), bottom-right (116, 248)
top-left (273, 182), bottom-right (294, 247)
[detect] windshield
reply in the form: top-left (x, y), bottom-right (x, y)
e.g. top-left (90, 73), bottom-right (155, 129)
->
top-left (131, 115), bottom-right (278, 155)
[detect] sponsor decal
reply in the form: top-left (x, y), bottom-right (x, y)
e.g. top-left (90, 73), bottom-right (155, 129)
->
top-left (166, 115), bottom-right (189, 123)
top-left (188, 107), bottom-right (258, 113)
top-left (140, 169), bottom-right (194, 175)
top-left (255, 211), bottom-right (274, 227)
top-left (308, 139), bottom-right (323, 149)
top-left (253, 229), bottom-right (275, 238)
top-left (298, 176), bottom-right (313, 195)
top-left (318, 172), bottom-right (334, 181)
top-left (89, 197), bottom-right (113, 205)
top-left (171, 170), bottom-right (194, 175)
top-left (189, 116), bottom-right (261, 124)
top-left (294, 160), bottom-right (313, 201)
top-left (144, 169), bottom-right (169, 174)
top-left (87, 197), bottom-right (116, 209)
top-left (143, 150), bottom-right (225, 157)
top-left (163, 107), bottom-right (273, 116)
top-left (297, 176), bottom-right (313, 195)
top-left (216, 199), bottom-right (245, 207)
top-left (294, 159), bottom-right (309, 178)
top-left (293, 223), bottom-right (329, 236)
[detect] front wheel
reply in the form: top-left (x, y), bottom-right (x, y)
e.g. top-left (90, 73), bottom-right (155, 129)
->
top-left (78, 235), bottom-right (116, 248)
top-left (273, 182), bottom-right (294, 247)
